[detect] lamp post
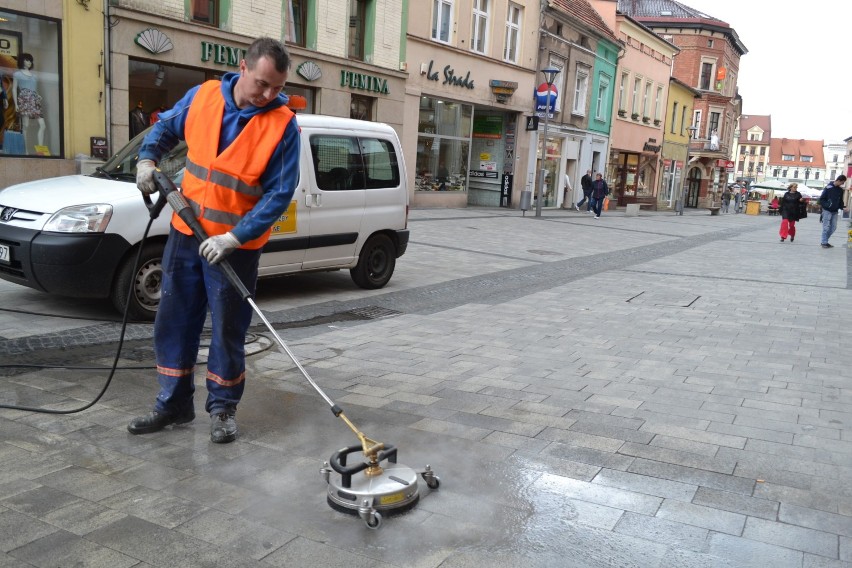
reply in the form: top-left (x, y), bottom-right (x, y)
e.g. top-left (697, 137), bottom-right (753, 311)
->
top-left (535, 67), bottom-right (560, 218)
top-left (677, 126), bottom-right (698, 215)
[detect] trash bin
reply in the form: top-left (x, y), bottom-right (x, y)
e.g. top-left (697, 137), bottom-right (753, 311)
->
top-left (519, 190), bottom-right (532, 212)
top-left (745, 200), bottom-right (761, 216)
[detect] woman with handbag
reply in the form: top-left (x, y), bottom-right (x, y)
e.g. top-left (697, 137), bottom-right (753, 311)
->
top-left (779, 183), bottom-right (804, 243)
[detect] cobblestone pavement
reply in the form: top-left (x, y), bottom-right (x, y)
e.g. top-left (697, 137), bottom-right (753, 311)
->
top-left (0, 208), bottom-right (850, 567)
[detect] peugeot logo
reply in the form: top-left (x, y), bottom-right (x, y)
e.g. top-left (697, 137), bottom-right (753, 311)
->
top-left (0, 207), bottom-right (16, 222)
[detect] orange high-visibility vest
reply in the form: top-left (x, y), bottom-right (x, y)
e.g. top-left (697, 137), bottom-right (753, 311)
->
top-left (172, 80), bottom-right (295, 250)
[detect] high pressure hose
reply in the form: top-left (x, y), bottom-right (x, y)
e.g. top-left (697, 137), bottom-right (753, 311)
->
top-left (0, 197), bottom-right (162, 414)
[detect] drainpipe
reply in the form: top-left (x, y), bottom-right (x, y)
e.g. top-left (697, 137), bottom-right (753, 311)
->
top-left (103, 0), bottom-right (113, 155)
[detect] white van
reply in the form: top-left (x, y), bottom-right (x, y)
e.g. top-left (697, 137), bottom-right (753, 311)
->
top-left (0, 115), bottom-right (410, 320)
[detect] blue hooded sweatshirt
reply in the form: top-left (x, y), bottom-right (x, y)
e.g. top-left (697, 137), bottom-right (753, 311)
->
top-left (139, 72), bottom-right (301, 245)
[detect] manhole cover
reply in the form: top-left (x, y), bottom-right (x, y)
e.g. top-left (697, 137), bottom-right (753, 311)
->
top-left (626, 291), bottom-right (699, 308)
top-left (347, 306), bottom-right (401, 319)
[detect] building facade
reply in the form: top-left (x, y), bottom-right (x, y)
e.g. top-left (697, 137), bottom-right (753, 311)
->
top-left (619, 0), bottom-right (747, 208)
top-left (732, 114), bottom-right (771, 186)
top-left (658, 77), bottom-right (700, 210)
top-left (108, 0), bottom-right (407, 153)
top-left (405, 1), bottom-right (540, 209)
top-left (534, 0), bottom-right (619, 210)
top-left (766, 138), bottom-right (826, 191)
top-left (592, 3), bottom-right (677, 209)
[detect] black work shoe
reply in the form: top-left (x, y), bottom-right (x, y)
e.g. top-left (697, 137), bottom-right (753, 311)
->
top-left (790, 235), bottom-right (794, 242)
top-left (210, 412), bottom-right (237, 444)
top-left (821, 243), bottom-right (833, 248)
top-left (127, 410), bottom-right (195, 435)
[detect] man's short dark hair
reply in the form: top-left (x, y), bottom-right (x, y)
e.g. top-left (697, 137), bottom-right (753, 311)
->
top-left (245, 37), bottom-right (291, 73)
top-left (837, 175), bottom-right (847, 183)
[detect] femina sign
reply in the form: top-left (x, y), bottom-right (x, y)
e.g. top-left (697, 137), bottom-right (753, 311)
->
top-left (201, 41), bottom-right (246, 67)
top-left (341, 70), bottom-right (390, 94)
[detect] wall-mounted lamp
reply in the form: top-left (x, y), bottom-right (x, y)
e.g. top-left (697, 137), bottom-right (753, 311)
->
top-left (154, 65), bottom-right (166, 87)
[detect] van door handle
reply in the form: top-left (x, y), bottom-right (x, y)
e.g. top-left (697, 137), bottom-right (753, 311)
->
top-left (304, 194), bottom-right (322, 207)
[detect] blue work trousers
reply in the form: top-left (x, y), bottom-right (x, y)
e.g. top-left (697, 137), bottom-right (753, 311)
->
top-left (153, 228), bottom-right (261, 416)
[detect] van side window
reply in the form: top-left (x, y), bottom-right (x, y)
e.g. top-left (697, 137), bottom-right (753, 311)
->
top-left (360, 138), bottom-right (400, 189)
top-left (310, 135), bottom-right (399, 191)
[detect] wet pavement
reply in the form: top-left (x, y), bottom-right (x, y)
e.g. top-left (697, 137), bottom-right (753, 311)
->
top-left (0, 207), bottom-right (850, 567)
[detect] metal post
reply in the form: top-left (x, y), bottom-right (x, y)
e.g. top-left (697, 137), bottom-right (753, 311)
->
top-left (535, 68), bottom-right (559, 218)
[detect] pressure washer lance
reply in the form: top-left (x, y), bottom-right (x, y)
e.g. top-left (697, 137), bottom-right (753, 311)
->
top-left (145, 171), bottom-right (438, 528)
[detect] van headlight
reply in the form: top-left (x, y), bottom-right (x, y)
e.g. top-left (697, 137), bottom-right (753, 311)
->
top-left (44, 204), bottom-right (113, 233)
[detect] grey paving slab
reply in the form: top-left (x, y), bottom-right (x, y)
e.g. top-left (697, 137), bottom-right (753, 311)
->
top-left (1, 209), bottom-right (850, 566)
top-left (9, 529), bottom-right (139, 568)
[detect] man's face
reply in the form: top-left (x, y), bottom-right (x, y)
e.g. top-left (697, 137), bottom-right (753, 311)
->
top-left (234, 56), bottom-right (288, 109)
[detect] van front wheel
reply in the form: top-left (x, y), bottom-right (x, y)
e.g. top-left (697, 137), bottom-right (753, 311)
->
top-left (110, 242), bottom-right (164, 321)
top-left (350, 234), bottom-right (395, 289)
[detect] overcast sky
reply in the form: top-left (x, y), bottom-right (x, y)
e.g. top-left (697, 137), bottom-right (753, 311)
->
top-left (678, 0), bottom-right (850, 144)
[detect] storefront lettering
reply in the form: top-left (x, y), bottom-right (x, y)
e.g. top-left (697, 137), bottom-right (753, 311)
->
top-left (340, 70), bottom-right (390, 94)
top-left (643, 142), bottom-right (661, 153)
top-left (424, 60), bottom-right (474, 90)
top-left (200, 41), bottom-right (246, 67)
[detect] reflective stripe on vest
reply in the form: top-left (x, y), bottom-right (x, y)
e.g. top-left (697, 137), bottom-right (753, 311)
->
top-left (172, 80), bottom-right (295, 250)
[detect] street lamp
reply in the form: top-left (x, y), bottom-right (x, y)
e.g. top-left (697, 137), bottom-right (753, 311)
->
top-left (535, 67), bottom-right (560, 218)
top-left (677, 126), bottom-right (698, 215)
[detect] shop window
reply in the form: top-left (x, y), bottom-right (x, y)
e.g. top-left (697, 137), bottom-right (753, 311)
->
top-left (191, 0), bottom-right (219, 27)
top-left (286, 0), bottom-right (308, 47)
top-left (0, 11), bottom-right (62, 158)
top-left (348, 0), bottom-right (366, 61)
top-left (415, 95), bottom-right (471, 192)
top-left (350, 94), bottom-right (374, 121)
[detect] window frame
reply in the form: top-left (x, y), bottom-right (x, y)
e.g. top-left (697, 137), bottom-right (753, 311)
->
top-left (432, 0), bottom-right (453, 44)
top-left (503, 3), bottom-right (522, 64)
top-left (618, 71), bottom-right (628, 112)
top-left (471, 0), bottom-right (490, 55)
top-left (595, 74), bottom-right (610, 121)
top-left (285, 0), bottom-right (307, 46)
top-left (573, 66), bottom-right (589, 116)
top-left (190, 0), bottom-right (219, 27)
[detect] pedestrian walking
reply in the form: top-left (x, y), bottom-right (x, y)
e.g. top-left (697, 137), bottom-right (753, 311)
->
top-left (778, 183), bottom-right (804, 242)
top-left (589, 173), bottom-right (609, 219)
top-left (561, 168), bottom-right (573, 209)
top-left (818, 174), bottom-right (848, 248)
top-left (128, 37), bottom-right (301, 444)
top-left (576, 169), bottom-right (593, 211)
top-left (721, 187), bottom-right (732, 213)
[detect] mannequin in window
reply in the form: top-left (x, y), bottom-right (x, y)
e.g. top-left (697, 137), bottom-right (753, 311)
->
top-left (130, 101), bottom-right (148, 138)
top-left (710, 129), bottom-right (719, 151)
top-left (11, 53), bottom-right (46, 150)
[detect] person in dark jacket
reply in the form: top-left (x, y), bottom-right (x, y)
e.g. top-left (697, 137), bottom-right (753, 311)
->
top-left (819, 175), bottom-right (848, 248)
top-left (589, 173), bottom-right (609, 219)
top-left (778, 183), bottom-right (803, 242)
top-left (576, 169), bottom-right (593, 211)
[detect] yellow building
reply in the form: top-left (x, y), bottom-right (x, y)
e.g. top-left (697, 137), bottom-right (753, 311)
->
top-left (0, 1), bottom-right (105, 187)
top-left (658, 77), bottom-right (700, 210)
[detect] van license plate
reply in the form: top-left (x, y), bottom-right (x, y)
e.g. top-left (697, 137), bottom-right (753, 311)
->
top-left (0, 244), bottom-right (9, 263)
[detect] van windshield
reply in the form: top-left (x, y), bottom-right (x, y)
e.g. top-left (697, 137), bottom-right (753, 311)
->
top-left (91, 127), bottom-right (187, 184)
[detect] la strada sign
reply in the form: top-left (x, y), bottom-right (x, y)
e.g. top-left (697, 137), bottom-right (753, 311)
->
top-left (423, 60), bottom-right (475, 90)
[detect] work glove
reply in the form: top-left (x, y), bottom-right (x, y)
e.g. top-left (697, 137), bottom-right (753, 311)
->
top-left (136, 159), bottom-right (157, 195)
top-left (199, 232), bottom-right (241, 264)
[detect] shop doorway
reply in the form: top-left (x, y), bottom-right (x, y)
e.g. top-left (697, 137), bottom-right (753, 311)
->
top-left (685, 165), bottom-right (701, 208)
top-left (128, 60), bottom-right (207, 131)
